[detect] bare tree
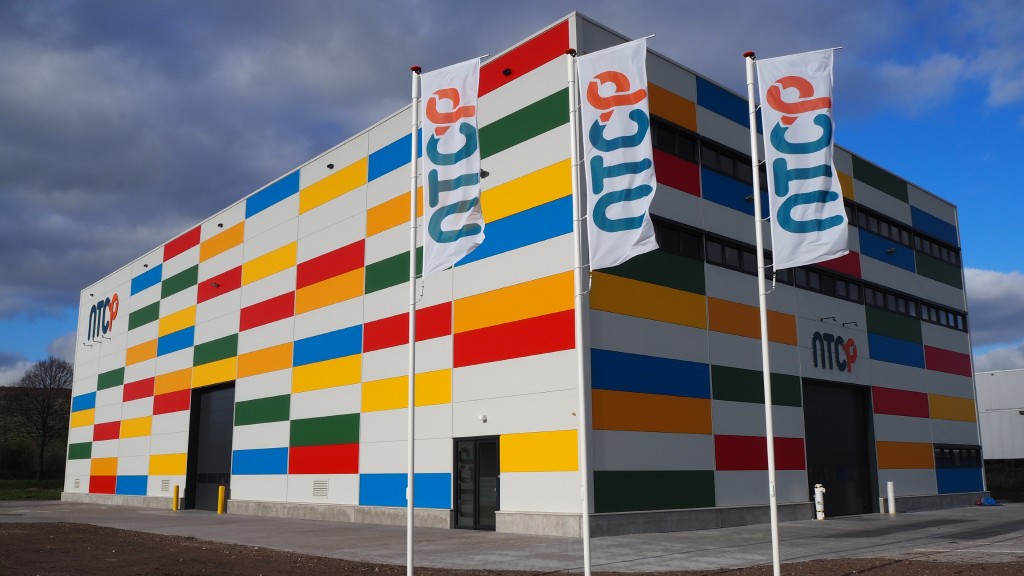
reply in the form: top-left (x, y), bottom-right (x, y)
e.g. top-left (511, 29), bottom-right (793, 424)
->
top-left (10, 357), bottom-right (73, 480)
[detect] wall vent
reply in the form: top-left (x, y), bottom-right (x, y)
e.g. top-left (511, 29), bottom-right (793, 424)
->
top-left (161, 479), bottom-right (170, 492)
top-left (312, 480), bottom-right (329, 498)
top-left (73, 478), bottom-right (80, 489)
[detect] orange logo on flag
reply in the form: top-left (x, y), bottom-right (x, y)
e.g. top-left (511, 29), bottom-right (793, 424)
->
top-left (766, 76), bottom-right (831, 126)
top-left (587, 71), bottom-right (647, 122)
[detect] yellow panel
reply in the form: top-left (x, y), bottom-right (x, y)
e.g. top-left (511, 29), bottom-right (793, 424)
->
top-left (242, 242), bottom-right (297, 286)
top-left (299, 157), bottom-right (368, 214)
top-left (154, 368), bottom-right (192, 395)
top-left (295, 268), bottom-right (364, 314)
top-left (590, 273), bottom-right (707, 329)
top-left (120, 416), bottom-right (152, 438)
top-left (158, 306), bottom-right (196, 337)
top-left (876, 441), bottom-right (934, 469)
top-left (500, 430), bottom-right (578, 473)
top-left (149, 453), bottom-right (187, 475)
top-left (125, 339), bottom-right (158, 366)
top-left (648, 83), bottom-right (698, 132)
top-left (91, 457), bottom-right (118, 476)
top-left (929, 394), bottom-right (977, 422)
top-left (415, 369), bottom-right (451, 407)
top-left (707, 297), bottom-right (797, 345)
top-left (480, 160), bottom-right (570, 223)
top-left (192, 357), bottom-right (237, 389)
top-left (367, 192), bottom-right (410, 237)
top-left (292, 355), bottom-right (361, 393)
top-left (70, 408), bottom-right (95, 428)
top-left (361, 375), bottom-right (406, 412)
top-left (592, 389), bottom-right (712, 434)
top-left (237, 343), bottom-right (293, 378)
top-left (838, 170), bottom-right (855, 201)
top-left (200, 221), bottom-right (245, 262)
top-left (454, 271), bottom-right (573, 334)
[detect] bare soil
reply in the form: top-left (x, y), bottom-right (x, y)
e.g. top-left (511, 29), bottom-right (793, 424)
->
top-left (2, 522), bottom-right (1023, 576)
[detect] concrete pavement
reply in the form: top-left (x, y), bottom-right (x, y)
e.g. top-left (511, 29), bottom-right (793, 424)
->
top-left (2, 500), bottom-right (1024, 571)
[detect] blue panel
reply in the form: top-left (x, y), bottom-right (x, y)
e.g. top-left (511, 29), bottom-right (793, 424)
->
top-left (130, 264), bottom-right (163, 295)
top-left (359, 473), bottom-right (451, 509)
top-left (72, 392), bottom-right (97, 412)
top-left (456, 196), bottom-right (573, 267)
top-left (293, 325), bottom-right (362, 366)
top-left (858, 230), bottom-right (916, 272)
top-left (244, 171), bottom-right (300, 218)
top-left (936, 467), bottom-right (984, 494)
top-left (232, 447), bottom-right (289, 475)
top-left (156, 326), bottom-right (195, 357)
top-left (592, 349), bottom-right (711, 399)
top-left (911, 206), bottom-right (958, 247)
top-left (700, 168), bottom-right (768, 216)
top-left (115, 475), bottom-right (148, 496)
top-left (867, 332), bottom-right (925, 369)
top-left (368, 129), bottom-right (422, 182)
top-left (696, 77), bottom-right (761, 131)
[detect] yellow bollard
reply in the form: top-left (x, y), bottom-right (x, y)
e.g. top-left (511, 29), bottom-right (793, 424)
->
top-left (172, 485), bottom-right (179, 511)
top-left (217, 485), bottom-right (226, 514)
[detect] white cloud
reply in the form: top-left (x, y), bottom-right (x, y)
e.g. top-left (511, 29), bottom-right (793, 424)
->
top-left (974, 343), bottom-right (1024, 372)
top-left (47, 331), bottom-right (76, 363)
top-left (964, 268), bottom-right (1024, 347)
top-left (0, 353), bottom-right (32, 386)
top-left (877, 53), bottom-right (967, 114)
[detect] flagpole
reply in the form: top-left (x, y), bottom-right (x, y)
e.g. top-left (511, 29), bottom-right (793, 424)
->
top-left (565, 48), bottom-right (593, 576)
top-left (407, 64), bottom-right (421, 576)
top-left (744, 51), bottom-right (782, 576)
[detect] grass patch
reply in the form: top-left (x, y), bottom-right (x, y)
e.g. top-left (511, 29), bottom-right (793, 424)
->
top-left (0, 479), bottom-right (63, 501)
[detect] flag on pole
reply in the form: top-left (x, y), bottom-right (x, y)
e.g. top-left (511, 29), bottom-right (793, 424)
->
top-left (420, 58), bottom-right (485, 276)
top-left (577, 39), bottom-right (658, 270)
top-left (757, 49), bottom-right (848, 270)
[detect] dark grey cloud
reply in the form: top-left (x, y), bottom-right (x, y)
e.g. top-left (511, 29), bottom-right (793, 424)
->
top-left (965, 268), bottom-right (1024, 348)
top-left (0, 351), bottom-right (31, 385)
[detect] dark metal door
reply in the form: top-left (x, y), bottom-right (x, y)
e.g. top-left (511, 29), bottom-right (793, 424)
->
top-left (454, 437), bottom-right (499, 530)
top-left (185, 384), bottom-right (235, 511)
top-left (803, 380), bottom-right (873, 516)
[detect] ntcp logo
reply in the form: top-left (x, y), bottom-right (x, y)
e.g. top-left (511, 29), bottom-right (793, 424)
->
top-left (87, 294), bottom-right (119, 341)
top-left (811, 331), bottom-right (857, 373)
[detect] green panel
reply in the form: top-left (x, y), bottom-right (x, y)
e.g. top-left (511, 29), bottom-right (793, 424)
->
top-left (865, 306), bottom-right (922, 344)
top-left (711, 365), bottom-right (802, 407)
top-left (594, 470), bottom-right (715, 513)
top-left (364, 247), bottom-right (422, 294)
top-left (852, 156), bottom-right (908, 202)
top-left (234, 395), bottom-right (290, 426)
top-left (480, 88), bottom-right (569, 159)
top-left (603, 250), bottom-right (705, 295)
top-left (161, 265), bottom-right (199, 299)
top-left (915, 252), bottom-right (963, 289)
top-left (67, 442), bottom-right (92, 460)
top-left (290, 413), bottom-right (360, 447)
top-left (193, 334), bottom-right (238, 366)
top-left (96, 368), bottom-right (125, 390)
top-left (127, 301), bottom-right (160, 331)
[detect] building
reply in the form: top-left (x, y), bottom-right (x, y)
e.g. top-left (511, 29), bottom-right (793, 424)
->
top-left (976, 369), bottom-right (1024, 462)
top-left (63, 13), bottom-right (984, 536)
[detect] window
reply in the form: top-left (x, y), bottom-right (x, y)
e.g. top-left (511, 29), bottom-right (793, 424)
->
top-left (651, 117), bottom-right (699, 163)
top-left (865, 286), bottom-right (967, 332)
top-left (699, 139), bottom-right (766, 187)
top-left (934, 445), bottom-right (982, 468)
top-left (856, 207), bottom-right (912, 248)
top-left (652, 217), bottom-right (702, 260)
top-left (915, 234), bottom-right (961, 267)
top-left (793, 267), bottom-right (861, 304)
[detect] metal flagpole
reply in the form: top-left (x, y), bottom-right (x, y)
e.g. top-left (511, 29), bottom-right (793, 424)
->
top-left (744, 51), bottom-right (782, 576)
top-left (407, 64), bottom-right (422, 576)
top-left (565, 48), bottom-right (593, 576)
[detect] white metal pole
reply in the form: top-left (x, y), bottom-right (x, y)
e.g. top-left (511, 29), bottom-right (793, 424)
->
top-left (744, 51), bottom-right (782, 576)
top-left (566, 48), bottom-right (592, 576)
top-left (407, 65), bottom-right (421, 576)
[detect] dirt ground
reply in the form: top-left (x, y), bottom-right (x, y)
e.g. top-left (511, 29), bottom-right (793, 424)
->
top-left (2, 523), bottom-right (1024, 576)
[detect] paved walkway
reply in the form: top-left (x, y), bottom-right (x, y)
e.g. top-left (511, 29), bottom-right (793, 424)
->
top-left (2, 500), bottom-right (1024, 571)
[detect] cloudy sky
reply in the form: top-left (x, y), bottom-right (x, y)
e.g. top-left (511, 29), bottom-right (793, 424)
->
top-left (1, 0), bottom-right (1022, 384)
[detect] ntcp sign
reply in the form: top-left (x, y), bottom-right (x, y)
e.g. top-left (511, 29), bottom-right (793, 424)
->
top-left (811, 331), bottom-right (857, 373)
top-left (87, 294), bottom-right (119, 341)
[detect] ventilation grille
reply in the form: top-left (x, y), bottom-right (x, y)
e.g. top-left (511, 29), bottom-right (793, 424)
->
top-left (73, 478), bottom-right (80, 489)
top-left (312, 480), bottom-right (329, 498)
top-left (161, 479), bottom-right (170, 493)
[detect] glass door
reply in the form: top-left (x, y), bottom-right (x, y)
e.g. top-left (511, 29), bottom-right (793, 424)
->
top-left (455, 437), bottom-right (499, 530)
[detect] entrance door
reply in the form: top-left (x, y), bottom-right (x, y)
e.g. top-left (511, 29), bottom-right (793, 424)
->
top-left (802, 380), bottom-right (873, 516)
top-left (454, 437), bottom-right (499, 530)
top-left (184, 384), bottom-right (235, 511)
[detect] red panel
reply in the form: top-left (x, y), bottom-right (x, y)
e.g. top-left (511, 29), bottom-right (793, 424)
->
top-left (925, 345), bottom-right (973, 377)
top-left (89, 475), bottom-right (117, 494)
top-left (416, 301), bottom-right (452, 342)
top-left (454, 310), bottom-right (575, 368)
top-left (93, 421), bottom-right (121, 442)
top-left (163, 225), bottom-right (202, 262)
top-left (153, 389), bottom-right (191, 415)
top-left (288, 444), bottom-right (359, 474)
top-left (714, 435), bottom-right (806, 471)
top-left (872, 386), bottom-right (929, 418)
top-left (239, 292), bottom-right (295, 332)
top-left (123, 377), bottom-right (155, 402)
top-left (297, 240), bottom-right (364, 289)
top-left (653, 149), bottom-right (700, 197)
top-left (198, 266), bottom-right (242, 304)
top-left (816, 250), bottom-right (861, 278)
top-left (363, 302), bottom-right (452, 353)
top-left (480, 20), bottom-right (570, 96)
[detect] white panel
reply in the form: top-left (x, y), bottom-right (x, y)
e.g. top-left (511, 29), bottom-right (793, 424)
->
top-left (155, 348), bottom-right (193, 375)
top-left (91, 439), bottom-right (119, 458)
top-left (707, 332), bottom-right (799, 376)
top-left (118, 437), bottom-right (151, 458)
top-left (148, 476), bottom-right (186, 497)
top-left (418, 268), bottom-right (454, 310)
top-left (293, 297), bottom-right (363, 341)
top-left (286, 473), bottom-right (359, 505)
top-left (358, 437), bottom-right (451, 474)
top-left (715, 470), bottom-right (808, 506)
top-left (479, 57), bottom-right (564, 126)
top-left (498, 471), bottom-right (580, 513)
top-left (453, 350), bottom-right (576, 402)
top-left (297, 187), bottom-right (367, 240)
top-left (364, 223), bottom-right (407, 266)
top-left (97, 349), bottom-right (127, 373)
top-left (68, 426), bottom-right (93, 444)
top-left (232, 421), bottom-right (290, 451)
top-left (833, 146), bottom-right (853, 176)
top-left (194, 310), bottom-right (241, 345)
top-left (873, 414), bottom-right (933, 443)
top-left (859, 256), bottom-right (965, 310)
top-left (363, 284), bottom-right (406, 324)
top-left (590, 311), bottom-right (709, 364)
top-left (150, 431), bottom-right (189, 455)
top-left (299, 134), bottom-right (368, 190)
top-left (117, 455), bottom-right (149, 475)
top-left (361, 345), bottom-right (407, 383)
top-left (245, 198), bottom-right (299, 241)
top-left (711, 402), bottom-right (805, 439)
top-left (290, 385), bottom-right (361, 420)
top-left (359, 404), bottom-right (451, 445)
top-left (65, 459), bottom-right (91, 476)
top-left (853, 180), bottom-right (912, 224)
top-left (297, 213), bottom-right (366, 262)
top-left (235, 370), bottom-right (293, 402)
top-left (230, 475), bottom-right (288, 502)
top-left (120, 397), bottom-right (154, 420)
top-left (240, 268), bottom-right (296, 308)
top-left (705, 265), bottom-right (795, 313)
top-left (453, 235), bottom-right (573, 300)
top-left (365, 163), bottom-right (407, 209)
top-left (650, 184), bottom-right (702, 229)
top-left (908, 183), bottom-right (957, 226)
top-left (123, 359), bottom-right (156, 384)
top-left (237, 317), bottom-right (295, 355)
top-left (368, 108), bottom-right (408, 157)
top-left (921, 322), bottom-right (970, 354)
top-left (152, 411), bottom-right (191, 435)
top-left (453, 389), bottom-right (578, 438)
top-left (701, 200), bottom-right (758, 246)
top-left (869, 360), bottom-right (974, 398)
top-left (931, 419), bottom-right (980, 445)
top-left (95, 391), bottom-right (122, 413)
top-left (160, 287), bottom-right (198, 317)
top-left (877, 468), bottom-right (937, 496)
top-left (201, 202), bottom-right (247, 241)
top-left (592, 431), bottom-right (714, 471)
top-left (648, 53), bottom-right (698, 102)
top-left (696, 107), bottom-right (753, 157)
top-left (244, 216), bottom-right (299, 258)
top-left (196, 289), bottom-right (243, 325)
top-left (162, 246), bottom-right (199, 277)
top-left (126, 322), bottom-right (159, 348)
top-left (198, 244), bottom-right (243, 280)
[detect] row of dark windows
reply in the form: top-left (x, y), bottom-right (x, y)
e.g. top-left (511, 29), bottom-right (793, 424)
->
top-left (651, 116), bottom-right (962, 270)
top-left (651, 218), bottom-right (968, 332)
top-left (934, 445), bottom-right (982, 468)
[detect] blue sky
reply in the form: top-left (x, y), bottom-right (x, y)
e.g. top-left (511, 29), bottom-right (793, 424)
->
top-left (1, 0), bottom-right (1022, 383)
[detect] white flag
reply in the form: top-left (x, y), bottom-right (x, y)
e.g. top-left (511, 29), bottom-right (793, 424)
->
top-left (420, 58), bottom-right (485, 276)
top-left (757, 50), bottom-right (848, 270)
top-left (577, 39), bottom-right (658, 270)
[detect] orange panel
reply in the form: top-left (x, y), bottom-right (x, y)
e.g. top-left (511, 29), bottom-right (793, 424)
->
top-left (648, 83), bottom-right (698, 132)
top-left (153, 368), bottom-right (192, 396)
top-left (592, 389), bottom-right (712, 434)
top-left (237, 343), bottom-right (293, 378)
top-left (876, 441), bottom-right (934, 469)
top-left (125, 339), bottom-right (157, 366)
top-left (707, 297), bottom-right (796, 345)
